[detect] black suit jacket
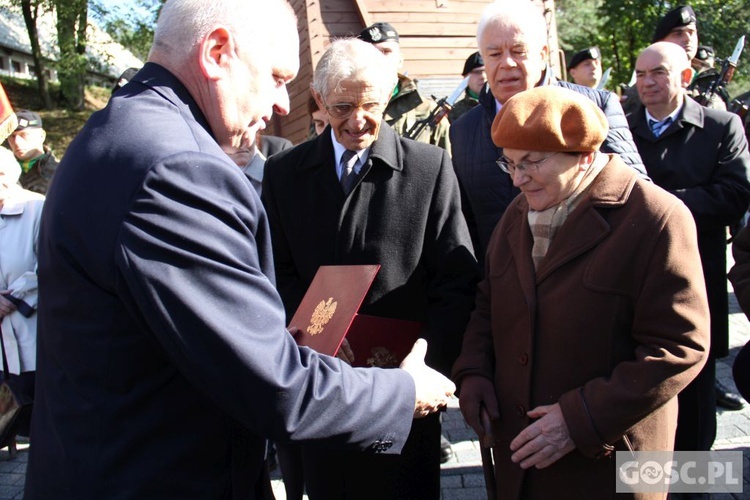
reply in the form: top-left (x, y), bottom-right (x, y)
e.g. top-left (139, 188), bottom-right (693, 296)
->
top-left (26, 63), bottom-right (415, 499)
top-left (628, 97), bottom-right (750, 356)
top-left (263, 125), bottom-right (479, 376)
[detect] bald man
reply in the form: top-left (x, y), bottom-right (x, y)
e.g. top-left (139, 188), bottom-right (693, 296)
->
top-left (628, 41), bottom-right (750, 456)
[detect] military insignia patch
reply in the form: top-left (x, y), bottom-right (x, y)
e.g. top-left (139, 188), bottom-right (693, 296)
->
top-left (309, 297), bottom-right (337, 335)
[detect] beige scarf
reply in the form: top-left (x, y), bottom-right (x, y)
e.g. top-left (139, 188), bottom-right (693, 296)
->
top-left (527, 154), bottom-right (607, 270)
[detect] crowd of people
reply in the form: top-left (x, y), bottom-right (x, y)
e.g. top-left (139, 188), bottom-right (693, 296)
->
top-left (1, 0), bottom-right (749, 499)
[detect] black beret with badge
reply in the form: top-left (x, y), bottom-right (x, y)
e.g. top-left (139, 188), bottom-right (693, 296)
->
top-left (652, 5), bottom-right (696, 43)
top-left (694, 45), bottom-right (715, 62)
top-left (568, 47), bottom-right (600, 70)
top-left (461, 52), bottom-right (484, 76)
top-left (358, 22), bottom-right (399, 44)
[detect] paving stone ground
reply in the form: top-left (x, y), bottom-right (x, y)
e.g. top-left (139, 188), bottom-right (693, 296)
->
top-left (3, 271), bottom-right (749, 499)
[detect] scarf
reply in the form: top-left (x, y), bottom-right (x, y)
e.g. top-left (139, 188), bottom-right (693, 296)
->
top-left (527, 154), bottom-right (607, 270)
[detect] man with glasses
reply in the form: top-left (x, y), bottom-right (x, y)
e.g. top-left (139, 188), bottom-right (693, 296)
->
top-left (449, 0), bottom-right (645, 267)
top-left (263, 38), bottom-right (479, 499)
top-left (628, 42), bottom-right (750, 468)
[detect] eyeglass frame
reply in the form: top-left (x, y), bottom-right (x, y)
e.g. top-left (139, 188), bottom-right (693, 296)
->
top-left (496, 152), bottom-right (560, 175)
top-left (322, 97), bottom-right (387, 119)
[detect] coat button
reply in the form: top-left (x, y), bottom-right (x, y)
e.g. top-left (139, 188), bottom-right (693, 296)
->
top-left (517, 353), bottom-right (528, 365)
top-left (515, 404), bottom-right (526, 417)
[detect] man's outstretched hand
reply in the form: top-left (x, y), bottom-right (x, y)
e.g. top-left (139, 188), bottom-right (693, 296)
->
top-left (400, 339), bottom-right (456, 418)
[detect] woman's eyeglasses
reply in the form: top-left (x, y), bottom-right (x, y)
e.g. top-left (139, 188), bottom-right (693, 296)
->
top-left (496, 153), bottom-right (559, 175)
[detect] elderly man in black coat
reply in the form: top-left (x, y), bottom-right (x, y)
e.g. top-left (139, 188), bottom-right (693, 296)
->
top-left (449, 0), bottom-right (645, 265)
top-left (628, 41), bottom-right (750, 458)
top-left (263, 38), bottom-right (479, 500)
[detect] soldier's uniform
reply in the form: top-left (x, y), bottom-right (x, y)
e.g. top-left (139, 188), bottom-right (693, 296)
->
top-left (386, 74), bottom-right (451, 153)
top-left (19, 147), bottom-right (58, 195)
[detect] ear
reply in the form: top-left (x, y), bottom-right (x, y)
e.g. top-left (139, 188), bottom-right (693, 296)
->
top-left (311, 87), bottom-right (326, 112)
top-left (540, 44), bottom-right (550, 64)
top-left (680, 67), bottom-right (694, 88)
top-left (198, 26), bottom-right (233, 80)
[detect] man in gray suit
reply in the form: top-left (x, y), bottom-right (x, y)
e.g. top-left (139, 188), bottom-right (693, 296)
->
top-left (26, 1), bottom-right (455, 498)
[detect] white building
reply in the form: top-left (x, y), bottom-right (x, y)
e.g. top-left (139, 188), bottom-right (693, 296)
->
top-left (0, 6), bottom-right (143, 87)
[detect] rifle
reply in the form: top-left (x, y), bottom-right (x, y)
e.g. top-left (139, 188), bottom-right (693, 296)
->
top-left (695, 35), bottom-right (744, 107)
top-left (404, 76), bottom-right (469, 141)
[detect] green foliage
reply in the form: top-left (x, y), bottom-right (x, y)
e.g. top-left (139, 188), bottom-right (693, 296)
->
top-left (91, 0), bottom-right (161, 61)
top-left (556, 0), bottom-right (750, 95)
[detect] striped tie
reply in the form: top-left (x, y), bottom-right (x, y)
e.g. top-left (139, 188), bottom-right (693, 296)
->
top-left (339, 150), bottom-right (359, 195)
top-left (648, 117), bottom-right (673, 137)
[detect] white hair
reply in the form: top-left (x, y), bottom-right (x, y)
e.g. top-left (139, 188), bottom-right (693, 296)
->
top-left (150, 0), bottom-right (296, 63)
top-left (0, 146), bottom-right (21, 185)
top-left (476, 0), bottom-right (548, 54)
top-left (312, 38), bottom-right (398, 101)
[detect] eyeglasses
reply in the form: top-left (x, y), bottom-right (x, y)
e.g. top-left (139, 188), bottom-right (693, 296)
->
top-left (323, 99), bottom-right (385, 119)
top-left (496, 153), bottom-right (559, 175)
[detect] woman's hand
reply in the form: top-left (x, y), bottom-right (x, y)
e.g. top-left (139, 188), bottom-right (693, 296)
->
top-left (510, 403), bottom-right (575, 469)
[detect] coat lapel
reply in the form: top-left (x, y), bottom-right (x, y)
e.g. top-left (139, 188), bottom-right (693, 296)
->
top-left (534, 157), bottom-right (636, 283)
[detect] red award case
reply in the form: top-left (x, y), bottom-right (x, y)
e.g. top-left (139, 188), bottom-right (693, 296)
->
top-left (288, 265), bottom-right (380, 357)
top-left (288, 265), bottom-right (424, 366)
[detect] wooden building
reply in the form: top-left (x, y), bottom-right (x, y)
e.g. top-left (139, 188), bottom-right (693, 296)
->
top-left (272, 0), bottom-right (559, 144)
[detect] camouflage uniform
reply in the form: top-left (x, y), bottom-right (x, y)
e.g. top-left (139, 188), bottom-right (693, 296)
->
top-left (385, 74), bottom-right (451, 154)
top-left (19, 147), bottom-right (58, 195)
top-left (448, 91), bottom-right (479, 124)
top-left (688, 67), bottom-right (729, 110)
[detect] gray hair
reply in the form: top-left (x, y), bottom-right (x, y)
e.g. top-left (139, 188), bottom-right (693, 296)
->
top-left (150, 0), bottom-right (295, 63)
top-left (476, 0), bottom-right (548, 55)
top-left (311, 38), bottom-right (397, 101)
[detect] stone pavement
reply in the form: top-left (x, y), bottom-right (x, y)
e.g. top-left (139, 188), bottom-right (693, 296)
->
top-left (3, 284), bottom-right (750, 499)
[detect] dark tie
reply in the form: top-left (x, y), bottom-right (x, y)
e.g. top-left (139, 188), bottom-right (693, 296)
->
top-left (648, 117), bottom-right (673, 137)
top-left (339, 150), bottom-right (359, 194)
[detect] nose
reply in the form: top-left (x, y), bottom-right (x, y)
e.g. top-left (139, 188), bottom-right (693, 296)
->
top-left (272, 86), bottom-right (291, 116)
top-left (498, 50), bottom-right (517, 68)
top-left (510, 168), bottom-right (528, 187)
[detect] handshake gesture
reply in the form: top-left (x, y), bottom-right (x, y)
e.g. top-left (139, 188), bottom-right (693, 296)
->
top-left (399, 339), bottom-right (456, 418)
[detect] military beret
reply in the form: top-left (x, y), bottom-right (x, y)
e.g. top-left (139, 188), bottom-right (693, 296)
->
top-left (461, 51), bottom-right (484, 76)
top-left (694, 45), bottom-right (714, 61)
top-left (568, 47), bottom-right (600, 70)
top-left (358, 22), bottom-right (399, 44)
top-left (14, 110), bottom-right (42, 131)
top-left (491, 86), bottom-right (608, 153)
top-left (652, 5), bottom-right (696, 43)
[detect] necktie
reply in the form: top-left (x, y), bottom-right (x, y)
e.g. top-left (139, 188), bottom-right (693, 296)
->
top-left (648, 117), bottom-right (673, 137)
top-left (339, 150), bottom-right (359, 194)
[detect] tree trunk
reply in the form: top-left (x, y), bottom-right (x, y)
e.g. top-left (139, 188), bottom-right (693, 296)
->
top-left (19, 0), bottom-right (52, 109)
top-left (53, 0), bottom-right (87, 110)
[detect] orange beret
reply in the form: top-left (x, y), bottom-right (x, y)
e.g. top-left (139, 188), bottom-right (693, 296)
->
top-left (491, 86), bottom-right (608, 153)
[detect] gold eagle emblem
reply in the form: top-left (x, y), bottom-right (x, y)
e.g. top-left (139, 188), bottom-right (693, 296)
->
top-left (366, 347), bottom-right (400, 368)
top-left (308, 297), bottom-right (337, 335)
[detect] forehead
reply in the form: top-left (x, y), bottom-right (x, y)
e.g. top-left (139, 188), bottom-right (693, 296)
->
top-left (665, 23), bottom-right (697, 37)
top-left (373, 41), bottom-right (400, 53)
top-left (269, 28), bottom-right (300, 79)
top-left (481, 20), bottom-right (534, 48)
top-left (635, 50), bottom-right (669, 70)
top-left (327, 80), bottom-right (382, 102)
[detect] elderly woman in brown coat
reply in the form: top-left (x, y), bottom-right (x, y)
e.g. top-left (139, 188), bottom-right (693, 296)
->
top-left (452, 86), bottom-right (710, 499)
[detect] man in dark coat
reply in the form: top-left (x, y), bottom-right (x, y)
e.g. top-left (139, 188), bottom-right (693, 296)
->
top-left (25, 2), bottom-right (456, 498)
top-left (263, 38), bottom-right (478, 499)
top-left (628, 42), bottom-right (750, 456)
top-left (449, 0), bottom-right (645, 264)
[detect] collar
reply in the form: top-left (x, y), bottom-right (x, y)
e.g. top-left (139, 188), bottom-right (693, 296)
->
top-left (241, 150), bottom-right (266, 184)
top-left (331, 129), bottom-right (371, 176)
top-left (514, 154), bottom-right (637, 215)
top-left (645, 101), bottom-right (683, 124)
top-left (131, 62), bottom-right (214, 141)
top-left (0, 186), bottom-right (36, 216)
